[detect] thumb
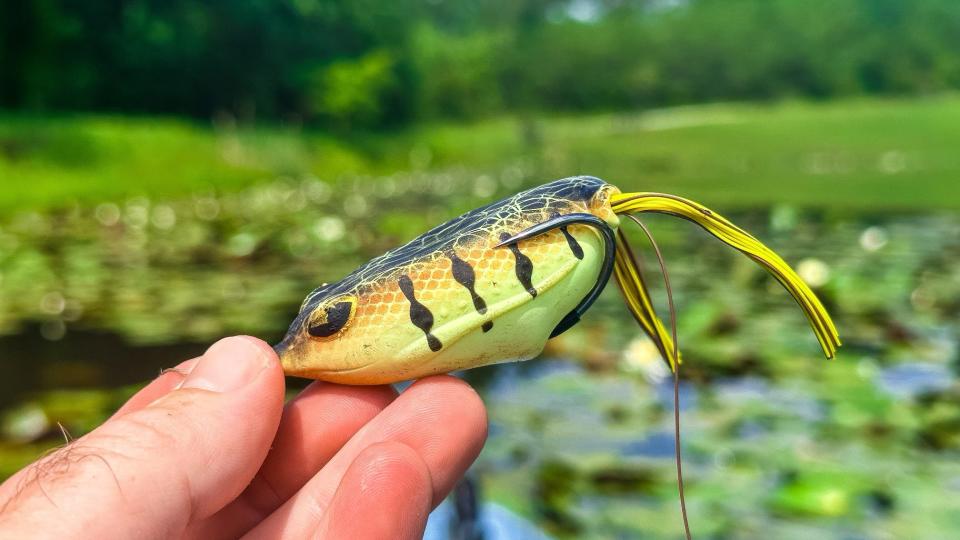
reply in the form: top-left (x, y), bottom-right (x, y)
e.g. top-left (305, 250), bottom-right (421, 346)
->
top-left (0, 336), bottom-right (285, 539)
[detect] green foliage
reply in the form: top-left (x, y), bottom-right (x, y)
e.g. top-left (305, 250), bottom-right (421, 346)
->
top-left (307, 50), bottom-right (398, 127)
top-left (5, 1), bottom-right (960, 125)
top-left (411, 25), bottom-right (506, 119)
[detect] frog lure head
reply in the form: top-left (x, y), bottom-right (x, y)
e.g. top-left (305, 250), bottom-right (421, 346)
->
top-left (275, 176), bottom-right (838, 382)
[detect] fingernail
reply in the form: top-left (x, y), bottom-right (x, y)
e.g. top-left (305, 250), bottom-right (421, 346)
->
top-left (160, 358), bottom-right (199, 378)
top-left (179, 336), bottom-right (272, 392)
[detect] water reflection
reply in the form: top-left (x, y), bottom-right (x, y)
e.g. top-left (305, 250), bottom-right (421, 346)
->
top-left (877, 363), bottom-right (953, 399)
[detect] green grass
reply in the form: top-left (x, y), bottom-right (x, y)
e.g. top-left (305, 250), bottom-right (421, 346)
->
top-left (3, 95), bottom-right (960, 211)
top-left (0, 115), bottom-right (378, 210)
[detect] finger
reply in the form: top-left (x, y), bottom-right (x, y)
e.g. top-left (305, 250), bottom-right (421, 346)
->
top-left (244, 375), bottom-right (487, 539)
top-left (0, 336), bottom-right (285, 539)
top-left (0, 358), bottom-right (199, 508)
top-left (112, 357), bottom-right (200, 417)
top-left (254, 382), bottom-right (397, 496)
top-left (0, 359), bottom-right (201, 507)
top-left (316, 442), bottom-right (432, 540)
top-left (186, 381), bottom-right (398, 539)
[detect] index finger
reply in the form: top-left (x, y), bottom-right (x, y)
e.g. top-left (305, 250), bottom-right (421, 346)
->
top-left (243, 375), bottom-right (488, 539)
top-left (185, 380), bottom-right (398, 539)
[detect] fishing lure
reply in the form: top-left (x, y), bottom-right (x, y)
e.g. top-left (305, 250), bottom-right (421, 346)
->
top-left (276, 176), bottom-right (838, 378)
top-left (274, 175), bottom-right (840, 536)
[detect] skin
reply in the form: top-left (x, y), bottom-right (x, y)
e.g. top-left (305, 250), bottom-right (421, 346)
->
top-left (0, 336), bottom-right (488, 539)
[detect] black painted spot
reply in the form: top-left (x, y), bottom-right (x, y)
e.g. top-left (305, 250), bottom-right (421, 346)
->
top-left (482, 321), bottom-right (493, 333)
top-left (448, 250), bottom-right (488, 315)
top-left (560, 226), bottom-right (584, 259)
top-left (398, 275), bottom-right (443, 352)
top-left (500, 232), bottom-right (537, 298)
top-left (308, 300), bottom-right (353, 338)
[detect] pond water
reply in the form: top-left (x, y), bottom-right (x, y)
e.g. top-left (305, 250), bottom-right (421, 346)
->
top-left (1, 174), bottom-right (958, 538)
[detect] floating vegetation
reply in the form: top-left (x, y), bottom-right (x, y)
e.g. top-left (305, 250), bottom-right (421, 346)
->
top-left (1, 172), bottom-right (959, 538)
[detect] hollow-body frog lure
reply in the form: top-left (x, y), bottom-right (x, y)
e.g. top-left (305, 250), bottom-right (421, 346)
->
top-left (275, 176), bottom-right (840, 537)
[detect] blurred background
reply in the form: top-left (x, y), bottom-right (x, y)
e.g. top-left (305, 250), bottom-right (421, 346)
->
top-left (2, 0), bottom-right (960, 538)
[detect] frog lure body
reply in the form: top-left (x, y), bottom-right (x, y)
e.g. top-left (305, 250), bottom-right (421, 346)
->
top-left (275, 176), bottom-right (839, 383)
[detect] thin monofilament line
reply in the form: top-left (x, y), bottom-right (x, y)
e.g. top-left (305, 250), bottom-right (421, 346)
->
top-left (626, 214), bottom-right (692, 540)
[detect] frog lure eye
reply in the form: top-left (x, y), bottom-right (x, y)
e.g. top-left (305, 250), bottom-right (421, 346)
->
top-left (274, 176), bottom-right (840, 538)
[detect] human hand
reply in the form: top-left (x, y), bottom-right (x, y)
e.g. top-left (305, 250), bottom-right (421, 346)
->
top-left (0, 336), bottom-right (488, 539)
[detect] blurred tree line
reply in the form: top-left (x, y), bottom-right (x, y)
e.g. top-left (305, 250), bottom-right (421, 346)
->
top-left (3, 0), bottom-right (960, 127)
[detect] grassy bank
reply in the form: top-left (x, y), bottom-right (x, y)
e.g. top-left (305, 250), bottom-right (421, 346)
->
top-left (3, 95), bottom-right (959, 211)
